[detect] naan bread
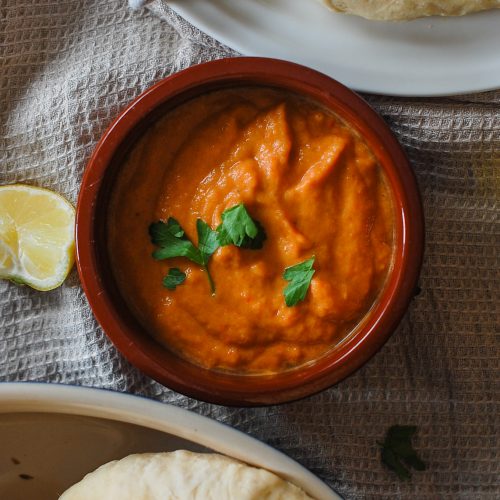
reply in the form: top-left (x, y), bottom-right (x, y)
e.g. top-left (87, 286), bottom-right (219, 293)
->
top-left (319, 0), bottom-right (500, 20)
top-left (59, 450), bottom-right (313, 500)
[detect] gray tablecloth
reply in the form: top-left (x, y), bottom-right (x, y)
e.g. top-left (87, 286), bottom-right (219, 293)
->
top-left (1, 1), bottom-right (499, 498)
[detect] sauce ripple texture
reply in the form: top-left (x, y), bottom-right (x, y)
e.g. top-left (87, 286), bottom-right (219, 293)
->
top-left (108, 88), bottom-right (395, 374)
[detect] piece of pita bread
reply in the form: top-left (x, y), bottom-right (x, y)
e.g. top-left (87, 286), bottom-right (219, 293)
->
top-left (59, 450), bottom-right (314, 500)
top-left (319, 0), bottom-right (500, 20)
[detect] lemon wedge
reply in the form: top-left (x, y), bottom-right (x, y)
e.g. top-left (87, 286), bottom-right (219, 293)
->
top-left (0, 184), bottom-right (75, 291)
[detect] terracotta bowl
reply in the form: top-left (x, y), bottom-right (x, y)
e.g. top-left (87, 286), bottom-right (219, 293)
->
top-left (76, 57), bottom-right (424, 406)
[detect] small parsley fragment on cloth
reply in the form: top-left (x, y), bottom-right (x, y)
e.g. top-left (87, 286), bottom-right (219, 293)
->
top-left (149, 217), bottom-right (218, 294)
top-left (283, 256), bottom-right (315, 307)
top-left (162, 268), bottom-right (186, 290)
top-left (217, 204), bottom-right (266, 249)
top-left (379, 425), bottom-right (426, 481)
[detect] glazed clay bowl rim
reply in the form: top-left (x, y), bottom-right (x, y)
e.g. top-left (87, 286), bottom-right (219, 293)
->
top-left (76, 57), bottom-right (424, 406)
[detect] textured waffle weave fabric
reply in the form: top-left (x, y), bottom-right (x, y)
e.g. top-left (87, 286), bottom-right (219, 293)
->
top-left (1, 1), bottom-right (499, 498)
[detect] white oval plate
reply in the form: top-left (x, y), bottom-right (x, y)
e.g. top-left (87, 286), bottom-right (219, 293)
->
top-left (167, 0), bottom-right (500, 96)
top-left (0, 383), bottom-right (339, 499)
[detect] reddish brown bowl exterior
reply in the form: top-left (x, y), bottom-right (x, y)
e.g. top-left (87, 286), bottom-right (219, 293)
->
top-left (76, 57), bottom-right (424, 406)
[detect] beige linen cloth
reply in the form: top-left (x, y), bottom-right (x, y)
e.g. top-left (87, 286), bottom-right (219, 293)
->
top-left (1, 1), bottom-right (499, 498)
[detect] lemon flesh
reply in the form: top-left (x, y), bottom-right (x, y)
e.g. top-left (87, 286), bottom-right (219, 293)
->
top-left (0, 184), bottom-right (75, 291)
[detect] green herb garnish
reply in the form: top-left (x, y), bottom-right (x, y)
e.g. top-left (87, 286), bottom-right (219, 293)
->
top-left (149, 218), bottom-right (218, 294)
top-left (149, 204), bottom-right (265, 295)
top-left (149, 217), bottom-right (201, 263)
top-left (217, 203), bottom-right (266, 249)
top-left (283, 256), bottom-right (315, 307)
top-left (379, 425), bottom-right (426, 481)
top-left (195, 219), bottom-right (219, 293)
top-left (162, 268), bottom-right (186, 290)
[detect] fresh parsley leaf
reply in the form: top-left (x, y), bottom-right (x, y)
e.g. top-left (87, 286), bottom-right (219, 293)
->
top-left (283, 256), bottom-right (315, 307)
top-left (149, 220), bottom-right (202, 264)
top-left (164, 217), bottom-right (185, 238)
top-left (163, 268), bottom-right (186, 290)
top-left (380, 425), bottom-right (426, 481)
top-left (196, 219), bottom-right (220, 263)
top-left (196, 219), bottom-right (220, 294)
top-left (216, 204), bottom-right (266, 249)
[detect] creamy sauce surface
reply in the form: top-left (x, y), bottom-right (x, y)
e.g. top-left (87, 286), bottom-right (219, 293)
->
top-left (108, 87), bottom-right (394, 373)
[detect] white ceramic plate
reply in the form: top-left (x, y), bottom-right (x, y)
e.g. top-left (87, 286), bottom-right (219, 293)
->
top-left (167, 0), bottom-right (500, 96)
top-left (0, 383), bottom-right (339, 500)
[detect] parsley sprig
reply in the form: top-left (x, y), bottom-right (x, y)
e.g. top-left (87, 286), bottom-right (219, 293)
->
top-left (379, 425), bottom-right (426, 481)
top-left (283, 256), bottom-right (315, 307)
top-left (150, 205), bottom-right (316, 306)
top-left (149, 204), bottom-right (265, 294)
top-left (149, 217), bottom-right (219, 293)
top-left (216, 204), bottom-right (266, 249)
top-left (163, 268), bottom-right (186, 290)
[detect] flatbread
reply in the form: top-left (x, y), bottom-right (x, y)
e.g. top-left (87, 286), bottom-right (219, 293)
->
top-left (59, 450), bottom-right (314, 500)
top-left (319, 0), bottom-right (500, 20)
